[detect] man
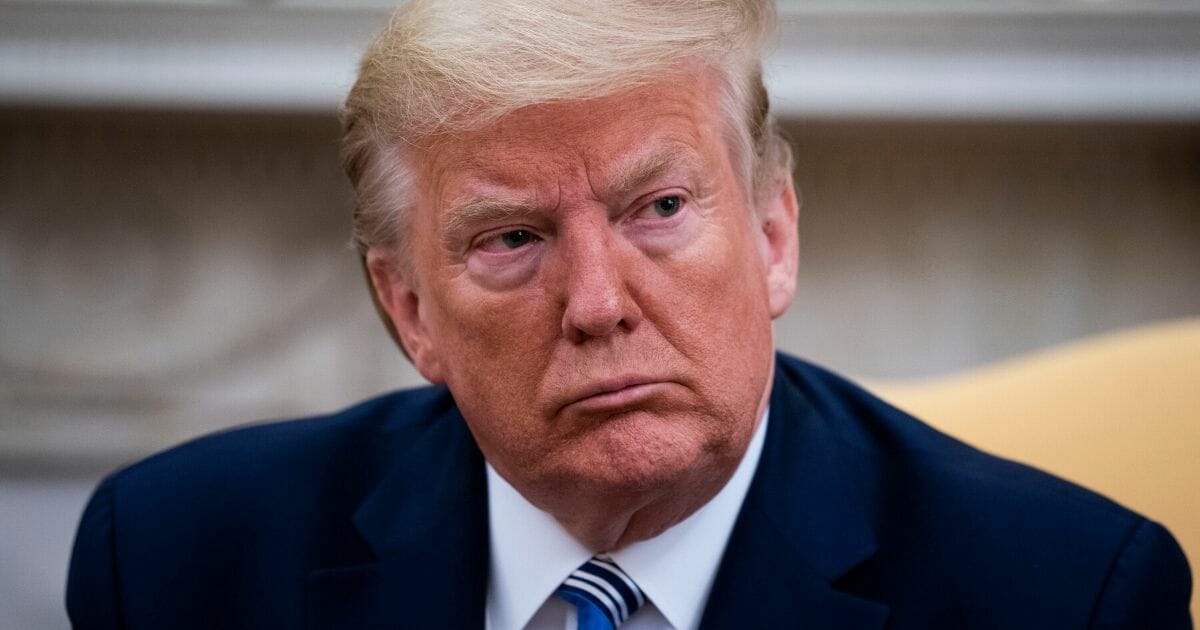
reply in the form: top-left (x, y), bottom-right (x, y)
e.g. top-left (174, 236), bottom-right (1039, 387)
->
top-left (67, 0), bottom-right (1191, 628)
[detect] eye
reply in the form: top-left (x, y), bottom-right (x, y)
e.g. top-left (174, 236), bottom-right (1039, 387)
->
top-left (475, 228), bottom-right (541, 254)
top-left (499, 229), bottom-right (534, 249)
top-left (651, 195), bottom-right (682, 218)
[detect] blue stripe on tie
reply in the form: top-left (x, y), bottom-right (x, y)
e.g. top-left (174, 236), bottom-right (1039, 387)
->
top-left (558, 584), bottom-right (617, 629)
top-left (570, 571), bottom-right (629, 619)
top-left (578, 563), bottom-right (639, 615)
top-left (556, 556), bottom-right (645, 629)
top-left (590, 556), bottom-right (645, 607)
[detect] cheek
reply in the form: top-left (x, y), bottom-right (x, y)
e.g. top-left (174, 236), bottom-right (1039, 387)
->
top-left (645, 213), bottom-right (775, 408)
top-left (428, 282), bottom-right (558, 413)
top-left (658, 215), bottom-right (770, 332)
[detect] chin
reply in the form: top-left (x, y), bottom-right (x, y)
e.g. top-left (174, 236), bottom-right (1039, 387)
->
top-left (557, 409), bottom-right (733, 496)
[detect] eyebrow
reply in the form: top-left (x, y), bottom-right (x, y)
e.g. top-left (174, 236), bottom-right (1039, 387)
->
top-left (602, 149), bottom-right (699, 199)
top-left (441, 198), bottom-right (539, 249)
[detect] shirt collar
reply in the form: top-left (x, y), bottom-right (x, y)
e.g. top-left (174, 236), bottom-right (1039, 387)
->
top-left (486, 408), bottom-right (769, 630)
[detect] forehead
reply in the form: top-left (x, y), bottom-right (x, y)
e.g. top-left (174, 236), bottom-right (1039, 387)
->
top-left (412, 68), bottom-right (736, 206)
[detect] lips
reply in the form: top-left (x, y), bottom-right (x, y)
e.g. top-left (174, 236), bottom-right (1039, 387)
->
top-left (561, 376), bottom-right (674, 414)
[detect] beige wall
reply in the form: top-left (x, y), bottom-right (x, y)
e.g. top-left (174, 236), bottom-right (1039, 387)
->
top-left (782, 120), bottom-right (1200, 378)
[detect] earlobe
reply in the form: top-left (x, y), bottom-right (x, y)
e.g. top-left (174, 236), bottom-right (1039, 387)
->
top-left (364, 250), bottom-right (446, 384)
top-left (758, 173), bottom-right (800, 319)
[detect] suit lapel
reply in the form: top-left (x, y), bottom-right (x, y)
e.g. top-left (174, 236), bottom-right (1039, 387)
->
top-left (701, 358), bottom-right (890, 629)
top-left (306, 397), bottom-right (489, 629)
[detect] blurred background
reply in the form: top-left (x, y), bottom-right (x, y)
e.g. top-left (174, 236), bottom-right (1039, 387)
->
top-left (2, 0), bottom-right (1198, 627)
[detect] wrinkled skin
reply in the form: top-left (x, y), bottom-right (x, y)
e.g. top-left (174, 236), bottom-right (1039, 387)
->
top-left (368, 65), bottom-right (799, 550)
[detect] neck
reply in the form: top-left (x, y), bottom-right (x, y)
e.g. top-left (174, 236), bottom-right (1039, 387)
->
top-left (550, 462), bottom-right (737, 551)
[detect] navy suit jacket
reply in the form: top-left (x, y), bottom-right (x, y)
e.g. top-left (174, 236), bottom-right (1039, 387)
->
top-left (67, 354), bottom-right (1193, 628)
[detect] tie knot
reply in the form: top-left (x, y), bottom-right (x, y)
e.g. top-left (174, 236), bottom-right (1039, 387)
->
top-left (555, 554), bottom-right (646, 629)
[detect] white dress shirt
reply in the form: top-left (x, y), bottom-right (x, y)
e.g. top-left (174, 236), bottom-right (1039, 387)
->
top-left (485, 409), bottom-right (769, 630)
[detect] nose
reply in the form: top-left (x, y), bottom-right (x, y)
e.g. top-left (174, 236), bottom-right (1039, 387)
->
top-left (559, 226), bottom-right (643, 343)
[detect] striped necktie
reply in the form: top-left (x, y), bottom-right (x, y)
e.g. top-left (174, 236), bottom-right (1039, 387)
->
top-left (555, 554), bottom-right (646, 630)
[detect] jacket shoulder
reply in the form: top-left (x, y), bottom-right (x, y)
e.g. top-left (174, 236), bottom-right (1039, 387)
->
top-left (773, 353), bottom-right (1193, 627)
top-left (67, 386), bottom-right (458, 627)
top-left (775, 351), bottom-right (1138, 519)
top-left (113, 385), bottom-right (452, 494)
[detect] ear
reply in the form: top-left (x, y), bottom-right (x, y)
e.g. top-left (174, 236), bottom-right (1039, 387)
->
top-left (756, 171), bottom-right (800, 319)
top-left (364, 249), bottom-right (447, 384)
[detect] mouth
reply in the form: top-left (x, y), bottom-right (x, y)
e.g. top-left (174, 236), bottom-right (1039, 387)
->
top-left (562, 376), bottom-right (675, 415)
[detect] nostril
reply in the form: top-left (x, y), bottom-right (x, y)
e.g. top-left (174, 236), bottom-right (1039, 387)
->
top-left (563, 287), bottom-right (624, 339)
top-left (557, 230), bottom-right (643, 341)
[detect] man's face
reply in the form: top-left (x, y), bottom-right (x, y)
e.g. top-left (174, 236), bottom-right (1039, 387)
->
top-left (371, 67), bottom-right (798, 525)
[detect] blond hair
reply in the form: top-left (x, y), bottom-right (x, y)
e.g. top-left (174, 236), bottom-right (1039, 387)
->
top-left (341, 0), bottom-right (792, 265)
